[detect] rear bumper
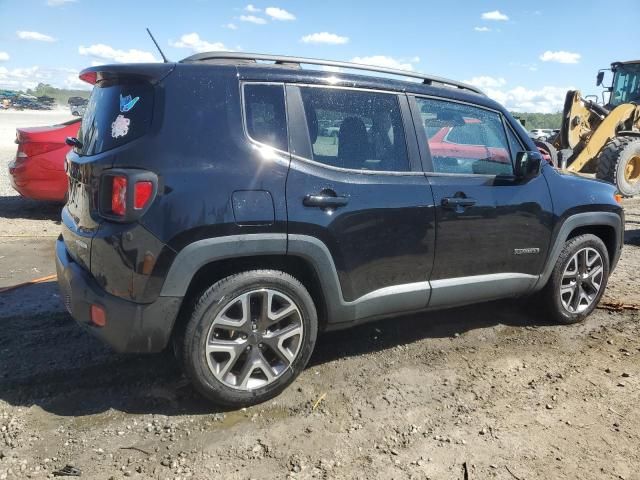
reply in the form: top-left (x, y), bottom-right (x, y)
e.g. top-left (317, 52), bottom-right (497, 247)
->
top-left (55, 237), bottom-right (182, 353)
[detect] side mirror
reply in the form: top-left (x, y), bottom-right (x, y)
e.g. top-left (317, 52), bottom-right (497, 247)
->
top-left (596, 71), bottom-right (605, 86)
top-left (515, 151), bottom-right (543, 180)
top-left (65, 136), bottom-right (83, 149)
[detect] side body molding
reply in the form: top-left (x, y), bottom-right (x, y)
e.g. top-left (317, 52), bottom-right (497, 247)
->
top-left (287, 235), bottom-right (430, 326)
top-left (159, 211), bottom-right (621, 329)
top-left (533, 211), bottom-right (623, 290)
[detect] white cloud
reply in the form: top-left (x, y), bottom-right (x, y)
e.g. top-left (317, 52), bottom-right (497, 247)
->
top-left (474, 26), bottom-right (491, 32)
top-left (0, 52), bottom-right (9, 62)
top-left (0, 65), bottom-right (91, 91)
top-left (169, 33), bottom-right (229, 53)
top-left (510, 62), bottom-right (538, 72)
top-left (465, 76), bottom-right (506, 89)
top-left (46, 0), bottom-right (76, 5)
top-left (17, 31), bottom-right (56, 42)
top-left (224, 23), bottom-right (238, 30)
top-left (239, 14), bottom-right (267, 24)
top-left (301, 32), bottom-right (349, 45)
top-left (265, 7), bottom-right (295, 20)
top-left (481, 10), bottom-right (509, 21)
top-left (245, 4), bottom-right (260, 12)
top-left (464, 76), bottom-right (572, 113)
top-left (78, 44), bottom-right (158, 63)
top-left (350, 55), bottom-right (417, 71)
top-left (539, 50), bottom-right (581, 64)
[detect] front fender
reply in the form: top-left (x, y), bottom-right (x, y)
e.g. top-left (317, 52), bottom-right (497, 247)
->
top-left (534, 211), bottom-right (623, 290)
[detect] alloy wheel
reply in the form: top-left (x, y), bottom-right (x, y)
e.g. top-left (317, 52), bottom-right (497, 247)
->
top-left (560, 247), bottom-right (604, 314)
top-left (205, 288), bottom-right (304, 390)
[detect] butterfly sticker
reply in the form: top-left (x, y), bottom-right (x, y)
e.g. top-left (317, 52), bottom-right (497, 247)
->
top-left (120, 94), bottom-right (140, 113)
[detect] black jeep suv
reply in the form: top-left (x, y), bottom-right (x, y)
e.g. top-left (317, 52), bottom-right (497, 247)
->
top-left (56, 53), bottom-right (624, 407)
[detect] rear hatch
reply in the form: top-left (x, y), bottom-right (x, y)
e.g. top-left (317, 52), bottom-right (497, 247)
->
top-left (62, 64), bottom-right (172, 271)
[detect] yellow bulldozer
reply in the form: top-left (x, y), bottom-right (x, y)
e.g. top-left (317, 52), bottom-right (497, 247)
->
top-left (540, 60), bottom-right (640, 196)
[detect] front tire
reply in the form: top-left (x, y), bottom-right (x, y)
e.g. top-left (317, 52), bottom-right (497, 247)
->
top-left (542, 234), bottom-right (609, 324)
top-left (182, 270), bottom-right (318, 407)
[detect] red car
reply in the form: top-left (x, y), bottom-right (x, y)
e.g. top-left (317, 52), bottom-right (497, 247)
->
top-left (426, 117), bottom-right (552, 173)
top-left (9, 118), bottom-right (80, 202)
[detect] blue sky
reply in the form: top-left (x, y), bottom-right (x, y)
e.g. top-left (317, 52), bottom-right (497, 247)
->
top-left (1, 0), bottom-right (639, 112)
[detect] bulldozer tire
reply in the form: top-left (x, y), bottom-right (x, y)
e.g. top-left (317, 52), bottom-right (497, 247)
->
top-left (534, 140), bottom-right (558, 167)
top-left (596, 136), bottom-right (640, 197)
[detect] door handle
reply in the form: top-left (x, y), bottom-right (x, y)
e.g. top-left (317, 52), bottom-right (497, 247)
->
top-left (303, 194), bottom-right (349, 208)
top-left (441, 197), bottom-right (476, 209)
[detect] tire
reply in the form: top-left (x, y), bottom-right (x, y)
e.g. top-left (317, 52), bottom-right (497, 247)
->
top-left (534, 140), bottom-right (558, 167)
top-left (596, 136), bottom-right (640, 197)
top-left (182, 270), bottom-right (318, 407)
top-left (541, 234), bottom-right (609, 324)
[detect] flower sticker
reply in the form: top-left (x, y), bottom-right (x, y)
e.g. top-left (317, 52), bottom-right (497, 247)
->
top-left (111, 114), bottom-right (130, 138)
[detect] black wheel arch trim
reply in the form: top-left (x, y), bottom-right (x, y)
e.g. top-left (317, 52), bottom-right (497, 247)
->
top-left (534, 211), bottom-right (623, 291)
top-left (160, 213), bottom-right (622, 327)
top-left (160, 233), bottom-right (288, 297)
top-left (159, 233), bottom-right (429, 325)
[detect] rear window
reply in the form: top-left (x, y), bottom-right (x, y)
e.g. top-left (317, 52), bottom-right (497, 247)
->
top-left (78, 82), bottom-right (153, 156)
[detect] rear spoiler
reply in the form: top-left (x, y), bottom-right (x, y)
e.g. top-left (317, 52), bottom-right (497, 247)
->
top-left (79, 63), bottom-right (175, 86)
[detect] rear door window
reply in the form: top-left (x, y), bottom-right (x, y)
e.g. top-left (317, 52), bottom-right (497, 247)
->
top-left (78, 82), bottom-right (154, 156)
top-left (298, 86), bottom-right (409, 172)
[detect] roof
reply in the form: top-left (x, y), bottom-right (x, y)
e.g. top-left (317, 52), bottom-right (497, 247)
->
top-left (613, 60), bottom-right (640, 66)
top-left (180, 51), bottom-right (484, 96)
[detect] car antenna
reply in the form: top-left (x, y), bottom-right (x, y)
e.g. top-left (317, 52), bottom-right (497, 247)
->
top-left (146, 28), bottom-right (170, 63)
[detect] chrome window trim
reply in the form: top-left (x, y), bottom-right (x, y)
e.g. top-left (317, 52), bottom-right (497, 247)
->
top-left (289, 152), bottom-right (424, 176)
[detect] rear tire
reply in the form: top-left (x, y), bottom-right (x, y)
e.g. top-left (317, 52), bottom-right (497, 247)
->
top-left (182, 270), bottom-right (318, 407)
top-left (541, 234), bottom-right (609, 324)
top-left (596, 136), bottom-right (640, 196)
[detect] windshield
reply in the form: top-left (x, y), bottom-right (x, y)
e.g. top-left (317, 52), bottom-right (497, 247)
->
top-left (609, 63), bottom-right (640, 107)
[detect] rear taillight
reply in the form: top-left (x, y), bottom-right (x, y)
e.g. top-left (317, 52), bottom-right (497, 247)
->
top-left (101, 170), bottom-right (157, 221)
top-left (134, 181), bottom-right (153, 210)
top-left (111, 176), bottom-right (127, 216)
top-left (79, 71), bottom-right (97, 85)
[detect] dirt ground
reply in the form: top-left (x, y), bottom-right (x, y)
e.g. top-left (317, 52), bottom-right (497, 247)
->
top-left (1, 111), bottom-right (639, 480)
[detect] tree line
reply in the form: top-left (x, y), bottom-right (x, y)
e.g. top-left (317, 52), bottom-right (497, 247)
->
top-left (511, 112), bottom-right (563, 130)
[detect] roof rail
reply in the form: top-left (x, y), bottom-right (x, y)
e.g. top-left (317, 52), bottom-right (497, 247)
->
top-left (180, 52), bottom-right (484, 95)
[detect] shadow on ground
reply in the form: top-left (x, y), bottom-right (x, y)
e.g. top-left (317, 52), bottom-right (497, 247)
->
top-left (0, 195), bottom-right (62, 221)
top-left (0, 297), bottom-right (550, 418)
